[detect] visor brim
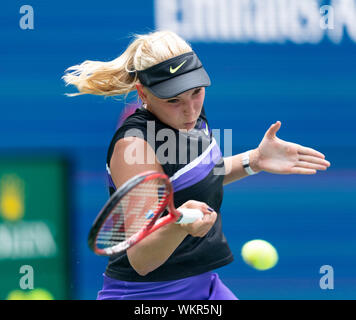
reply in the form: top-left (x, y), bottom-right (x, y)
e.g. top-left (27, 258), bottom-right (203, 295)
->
top-left (145, 67), bottom-right (211, 99)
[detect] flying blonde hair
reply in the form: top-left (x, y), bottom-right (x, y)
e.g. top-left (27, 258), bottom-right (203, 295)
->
top-left (62, 30), bottom-right (192, 97)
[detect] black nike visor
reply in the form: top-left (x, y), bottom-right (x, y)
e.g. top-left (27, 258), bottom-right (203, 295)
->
top-left (135, 51), bottom-right (211, 99)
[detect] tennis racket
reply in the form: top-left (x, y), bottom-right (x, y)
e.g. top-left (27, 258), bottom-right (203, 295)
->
top-left (88, 171), bottom-right (204, 256)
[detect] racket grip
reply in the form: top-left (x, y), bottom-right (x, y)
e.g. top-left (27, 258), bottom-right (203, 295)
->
top-left (176, 208), bottom-right (204, 224)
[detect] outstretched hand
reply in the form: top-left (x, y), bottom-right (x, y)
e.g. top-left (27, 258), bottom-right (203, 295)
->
top-left (253, 121), bottom-right (331, 174)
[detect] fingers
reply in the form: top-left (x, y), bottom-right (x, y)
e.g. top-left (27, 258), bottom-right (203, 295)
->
top-left (290, 154), bottom-right (330, 174)
top-left (200, 213), bottom-right (217, 236)
top-left (290, 167), bottom-right (317, 175)
top-left (178, 200), bottom-right (217, 237)
top-left (298, 145), bottom-right (326, 159)
top-left (292, 144), bottom-right (331, 175)
top-left (191, 210), bottom-right (217, 237)
top-left (294, 147), bottom-right (331, 174)
top-left (298, 155), bottom-right (330, 169)
top-left (180, 200), bottom-right (213, 215)
top-left (265, 121), bottom-right (281, 139)
top-left (295, 161), bottom-right (325, 171)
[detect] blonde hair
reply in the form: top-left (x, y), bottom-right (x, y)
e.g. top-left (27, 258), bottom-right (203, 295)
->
top-left (62, 30), bottom-right (192, 97)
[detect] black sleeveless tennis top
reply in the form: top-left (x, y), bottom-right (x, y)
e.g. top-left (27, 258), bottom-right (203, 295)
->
top-left (104, 106), bottom-right (233, 281)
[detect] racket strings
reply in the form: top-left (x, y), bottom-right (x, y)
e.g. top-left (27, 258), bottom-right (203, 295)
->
top-left (96, 179), bottom-right (168, 248)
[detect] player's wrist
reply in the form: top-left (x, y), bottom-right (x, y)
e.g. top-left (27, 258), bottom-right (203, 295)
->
top-left (243, 149), bottom-right (261, 175)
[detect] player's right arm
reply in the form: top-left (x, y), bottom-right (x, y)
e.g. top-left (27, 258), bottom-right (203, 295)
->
top-left (110, 137), bottom-right (217, 276)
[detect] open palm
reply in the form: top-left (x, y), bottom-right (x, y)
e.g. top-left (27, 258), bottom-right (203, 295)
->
top-left (256, 121), bottom-right (330, 174)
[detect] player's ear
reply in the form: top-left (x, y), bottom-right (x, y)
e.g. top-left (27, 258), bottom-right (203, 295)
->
top-left (136, 84), bottom-right (148, 104)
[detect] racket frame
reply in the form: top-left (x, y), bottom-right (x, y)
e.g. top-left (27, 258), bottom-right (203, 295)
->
top-left (88, 171), bottom-right (182, 256)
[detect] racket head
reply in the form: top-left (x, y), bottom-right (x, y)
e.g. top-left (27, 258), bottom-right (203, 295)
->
top-left (88, 171), bottom-right (176, 256)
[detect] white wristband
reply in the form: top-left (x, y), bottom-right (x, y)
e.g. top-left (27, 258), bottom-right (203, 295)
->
top-left (242, 150), bottom-right (258, 175)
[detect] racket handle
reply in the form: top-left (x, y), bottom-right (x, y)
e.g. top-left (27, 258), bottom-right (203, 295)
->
top-left (176, 208), bottom-right (204, 224)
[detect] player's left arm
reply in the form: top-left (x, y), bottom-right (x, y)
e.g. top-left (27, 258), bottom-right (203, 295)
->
top-left (223, 121), bottom-right (331, 185)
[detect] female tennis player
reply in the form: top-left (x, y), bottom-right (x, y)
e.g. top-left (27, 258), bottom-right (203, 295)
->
top-left (63, 30), bottom-right (330, 300)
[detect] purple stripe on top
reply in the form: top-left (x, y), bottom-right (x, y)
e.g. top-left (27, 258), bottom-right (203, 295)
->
top-left (171, 141), bottom-right (222, 192)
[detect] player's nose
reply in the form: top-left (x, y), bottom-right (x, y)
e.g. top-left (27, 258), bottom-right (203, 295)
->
top-left (182, 100), bottom-right (195, 117)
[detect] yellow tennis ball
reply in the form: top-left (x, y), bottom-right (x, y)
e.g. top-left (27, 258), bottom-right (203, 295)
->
top-left (6, 288), bottom-right (54, 300)
top-left (29, 288), bottom-right (54, 300)
top-left (241, 239), bottom-right (278, 270)
top-left (6, 290), bottom-right (27, 300)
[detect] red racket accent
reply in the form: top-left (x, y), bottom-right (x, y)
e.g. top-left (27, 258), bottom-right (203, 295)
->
top-left (89, 171), bottom-right (182, 256)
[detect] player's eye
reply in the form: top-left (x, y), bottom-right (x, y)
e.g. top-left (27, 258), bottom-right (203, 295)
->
top-left (193, 88), bottom-right (201, 95)
top-left (167, 98), bottom-right (179, 104)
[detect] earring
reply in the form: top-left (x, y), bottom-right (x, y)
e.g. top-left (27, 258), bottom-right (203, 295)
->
top-left (142, 102), bottom-right (147, 109)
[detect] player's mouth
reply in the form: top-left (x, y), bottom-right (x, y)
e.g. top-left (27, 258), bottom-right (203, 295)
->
top-left (184, 120), bottom-right (196, 130)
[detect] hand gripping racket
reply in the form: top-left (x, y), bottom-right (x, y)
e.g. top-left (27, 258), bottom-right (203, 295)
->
top-left (88, 171), bottom-right (204, 256)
